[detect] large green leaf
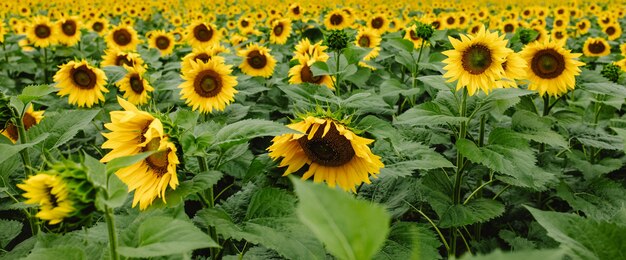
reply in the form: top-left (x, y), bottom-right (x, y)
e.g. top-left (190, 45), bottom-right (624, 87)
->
top-left (24, 246), bottom-right (86, 260)
top-left (459, 249), bottom-right (565, 260)
top-left (0, 133), bottom-right (47, 165)
top-left (18, 84), bottom-right (56, 104)
top-left (26, 110), bottom-right (99, 149)
top-left (438, 199), bottom-right (505, 228)
top-left (374, 222), bottom-right (442, 260)
top-left (0, 219), bottom-right (22, 248)
top-left (394, 102), bottom-right (467, 127)
top-left (118, 216), bottom-right (219, 258)
top-left (292, 177), bottom-right (391, 260)
top-left (213, 119), bottom-right (297, 148)
top-left (527, 206), bottom-right (626, 260)
top-left (245, 188), bottom-right (296, 220)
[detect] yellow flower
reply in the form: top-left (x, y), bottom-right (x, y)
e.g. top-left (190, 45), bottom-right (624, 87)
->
top-left (494, 52), bottom-right (527, 89)
top-left (116, 65), bottom-right (154, 105)
top-left (238, 44), bottom-right (276, 78)
top-left (54, 60), bottom-right (108, 108)
top-left (268, 116), bottom-right (384, 192)
top-left (583, 37), bottom-right (611, 57)
top-left (148, 30), bottom-right (175, 56)
top-left (56, 16), bottom-right (81, 46)
top-left (186, 21), bottom-right (221, 48)
top-left (26, 16), bottom-right (57, 48)
top-left (270, 18), bottom-right (292, 45)
top-left (288, 56), bottom-right (335, 90)
top-left (442, 25), bottom-right (511, 95)
top-left (89, 17), bottom-right (109, 36)
top-left (17, 174), bottom-right (74, 225)
top-left (324, 9), bottom-right (351, 30)
top-left (354, 27), bottom-right (381, 60)
top-left (178, 58), bottom-right (238, 113)
top-left (404, 25), bottom-right (429, 49)
top-left (1, 105), bottom-right (44, 143)
top-left (101, 48), bottom-right (145, 68)
top-left (520, 38), bottom-right (585, 97)
top-left (106, 25), bottom-right (140, 51)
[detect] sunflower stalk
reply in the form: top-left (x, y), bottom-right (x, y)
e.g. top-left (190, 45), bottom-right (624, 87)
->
top-left (539, 95), bottom-right (550, 153)
top-left (42, 47), bottom-right (49, 84)
top-left (334, 50), bottom-right (342, 96)
top-left (104, 205), bottom-right (120, 260)
top-left (14, 109), bottom-right (33, 176)
top-left (452, 88), bottom-right (469, 256)
top-left (196, 156), bottom-right (218, 260)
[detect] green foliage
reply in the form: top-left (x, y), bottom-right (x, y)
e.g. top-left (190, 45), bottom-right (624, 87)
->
top-left (26, 110), bottom-right (99, 149)
top-left (0, 219), bottom-right (22, 248)
top-left (375, 222), bottom-right (442, 260)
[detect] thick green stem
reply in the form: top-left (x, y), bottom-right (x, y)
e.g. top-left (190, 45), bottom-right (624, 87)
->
top-left (197, 156), bottom-right (218, 259)
top-left (451, 88), bottom-right (468, 256)
top-left (15, 115), bottom-right (32, 176)
top-left (539, 95), bottom-right (550, 153)
top-left (42, 48), bottom-right (49, 84)
top-left (2, 41), bottom-right (8, 65)
top-left (478, 115), bottom-right (486, 147)
top-left (104, 206), bottom-right (120, 260)
top-left (334, 50), bottom-right (342, 96)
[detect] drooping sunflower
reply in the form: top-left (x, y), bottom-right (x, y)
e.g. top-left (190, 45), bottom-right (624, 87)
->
top-left (56, 16), bottom-right (81, 46)
top-left (519, 38), bottom-right (585, 97)
top-left (324, 9), bottom-right (351, 30)
top-left (268, 116), bottom-right (384, 192)
top-left (583, 37), bottom-right (611, 57)
top-left (1, 105), bottom-right (44, 143)
top-left (101, 97), bottom-right (179, 210)
top-left (116, 65), bottom-right (154, 105)
top-left (54, 60), bottom-right (108, 108)
top-left (17, 174), bottom-right (74, 225)
top-left (148, 30), bottom-right (175, 56)
top-left (179, 59), bottom-right (238, 113)
top-left (186, 21), bottom-right (221, 48)
top-left (442, 26), bottom-right (511, 96)
top-left (354, 28), bottom-right (381, 60)
top-left (106, 25), bottom-right (140, 51)
top-left (288, 56), bottom-right (334, 89)
top-left (101, 48), bottom-right (145, 67)
top-left (494, 52), bottom-right (527, 89)
top-left (27, 16), bottom-right (57, 48)
top-left (238, 44), bottom-right (277, 78)
top-left (270, 18), bottom-right (292, 45)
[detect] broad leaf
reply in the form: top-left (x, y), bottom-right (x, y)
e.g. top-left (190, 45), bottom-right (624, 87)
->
top-left (0, 219), bottom-right (22, 248)
top-left (214, 119), bottom-right (297, 148)
top-left (18, 84), bottom-right (56, 104)
top-left (438, 199), bottom-right (505, 228)
top-left (26, 110), bottom-right (99, 149)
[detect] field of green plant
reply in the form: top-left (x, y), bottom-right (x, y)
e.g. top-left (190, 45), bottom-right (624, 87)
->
top-left (1, 0), bottom-right (625, 259)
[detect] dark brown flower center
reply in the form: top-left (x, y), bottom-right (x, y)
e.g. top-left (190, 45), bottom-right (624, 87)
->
top-left (45, 185), bottom-right (59, 207)
top-left (61, 20), bottom-right (77, 36)
top-left (459, 16), bottom-right (466, 24)
top-left (155, 36), bottom-right (170, 50)
top-left (446, 17), bottom-right (455, 25)
top-left (371, 17), bottom-right (384, 29)
top-left (273, 24), bottom-right (284, 36)
top-left (71, 65), bottom-right (97, 89)
top-left (531, 49), bottom-right (565, 79)
top-left (409, 30), bottom-right (420, 40)
top-left (606, 27), bottom-right (616, 35)
top-left (129, 74), bottom-right (144, 93)
top-left (578, 22), bottom-right (586, 30)
top-left (293, 6), bottom-right (300, 15)
top-left (241, 20), bottom-right (249, 28)
top-left (115, 54), bottom-right (134, 67)
top-left (300, 64), bottom-right (323, 84)
top-left (35, 24), bottom-right (51, 38)
top-left (2, 123), bottom-right (18, 141)
top-left (193, 24), bottom-right (213, 42)
top-left (554, 31), bottom-right (565, 39)
top-left (298, 122), bottom-right (355, 167)
top-left (461, 44), bottom-right (492, 75)
top-left (330, 14), bottom-right (343, 25)
top-left (504, 24), bottom-right (514, 33)
top-left (113, 29), bottom-right (132, 46)
top-left (142, 138), bottom-right (169, 175)
top-left (588, 41), bottom-right (606, 54)
top-left (555, 20), bottom-right (563, 27)
top-left (194, 53), bottom-right (211, 63)
top-left (358, 35), bottom-right (370, 47)
top-left (193, 70), bottom-right (222, 97)
top-left (470, 25), bottom-right (480, 34)
top-left (92, 22), bottom-right (104, 32)
top-left (432, 21), bottom-right (441, 29)
top-left (247, 50), bottom-right (267, 69)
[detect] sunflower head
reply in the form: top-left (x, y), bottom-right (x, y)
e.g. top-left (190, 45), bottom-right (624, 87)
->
top-left (325, 30), bottom-right (350, 52)
top-left (101, 48), bottom-right (145, 68)
top-left (238, 44), bottom-right (277, 78)
top-left (289, 56), bottom-right (335, 89)
top-left (1, 105), bottom-right (44, 143)
top-left (106, 25), bottom-right (140, 51)
top-left (56, 16), bottom-right (81, 46)
top-left (179, 58), bottom-right (238, 113)
top-left (116, 64), bottom-right (154, 105)
top-left (601, 64), bottom-right (621, 83)
top-left (54, 60), bottom-right (109, 108)
top-left (27, 16), bottom-right (57, 48)
top-left (148, 30), bottom-right (175, 56)
top-left (582, 37), bottom-right (610, 57)
top-left (186, 21), bottom-right (221, 48)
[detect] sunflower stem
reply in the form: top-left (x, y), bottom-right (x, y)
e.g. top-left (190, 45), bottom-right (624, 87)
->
top-left (42, 47), bottom-right (49, 84)
top-left (334, 50), bottom-right (341, 96)
top-left (104, 205), bottom-right (120, 260)
top-left (403, 200), bottom-right (451, 255)
top-left (452, 88), bottom-right (468, 257)
top-left (2, 41), bottom-right (9, 65)
top-left (478, 115), bottom-right (486, 147)
top-left (539, 95), bottom-right (550, 153)
top-left (197, 156), bottom-right (218, 259)
top-left (14, 110), bottom-right (33, 176)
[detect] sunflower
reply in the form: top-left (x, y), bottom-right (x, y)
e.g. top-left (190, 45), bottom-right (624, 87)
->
top-left (179, 58), bottom-right (238, 113)
top-left (551, 29), bottom-right (568, 45)
top-left (89, 17), bottom-right (109, 36)
top-left (181, 45), bottom-right (230, 71)
top-left (0, 20), bottom-right (5, 43)
top-left (442, 26), bottom-right (511, 96)
top-left (368, 14), bottom-right (388, 33)
top-left (270, 18), bottom-right (292, 45)
top-left (583, 37), bottom-right (610, 57)
top-left (603, 23), bottom-right (622, 41)
top-left (237, 16), bottom-right (255, 32)
top-left (238, 44), bottom-right (277, 78)
top-left (101, 48), bottom-right (145, 67)
top-left (116, 65), bottom-right (154, 105)
top-left (404, 24), bottom-right (429, 49)
top-left (54, 60), bottom-right (108, 108)
top-left (519, 38), bottom-right (585, 97)
top-left (56, 16), bottom-right (81, 46)
top-left (106, 25), bottom-right (140, 51)
top-left (293, 38), bottom-right (329, 61)
top-left (186, 21), bottom-right (221, 48)
top-left (324, 9), bottom-right (351, 30)
top-left (288, 56), bottom-right (334, 89)
top-left (1, 105), bottom-right (44, 143)
top-left (101, 97), bottom-right (179, 210)
top-left (500, 19), bottom-right (516, 34)
top-left (268, 116), bottom-right (384, 192)
top-left (494, 52), bottom-right (527, 89)
top-left (354, 28), bottom-right (381, 60)
top-left (576, 19), bottom-right (590, 35)
top-left (148, 30), bottom-right (175, 56)
top-left (27, 16), bottom-right (57, 48)
top-left (288, 3), bottom-right (304, 20)
top-left (620, 43), bottom-right (626, 56)
top-left (17, 174), bottom-right (74, 225)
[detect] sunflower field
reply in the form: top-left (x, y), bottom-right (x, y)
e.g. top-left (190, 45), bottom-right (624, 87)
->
top-left (2, 0), bottom-right (626, 259)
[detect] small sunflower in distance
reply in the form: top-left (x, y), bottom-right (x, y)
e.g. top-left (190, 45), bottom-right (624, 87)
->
top-left (148, 30), bottom-right (175, 56)
top-left (101, 48), bottom-right (144, 67)
top-left (101, 97), bottom-right (180, 210)
top-left (355, 27), bottom-right (381, 60)
top-left (179, 58), bottom-right (238, 113)
top-left (520, 38), bottom-right (585, 97)
top-left (270, 18), bottom-right (292, 45)
top-left (404, 24), bottom-right (430, 49)
top-left (268, 115), bottom-right (384, 192)
top-left (18, 174), bottom-right (74, 225)
top-left (1, 105), bottom-right (44, 143)
top-left (27, 16), bottom-right (57, 48)
top-left (181, 45), bottom-right (230, 72)
top-left (106, 24), bottom-right (140, 51)
top-left (89, 18), bottom-right (109, 36)
top-left (186, 21), bottom-right (220, 48)
top-left (289, 56), bottom-right (335, 90)
top-left (238, 44), bottom-right (277, 78)
top-left (582, 37), bottom-right (610, 57)
top-left (116, 65), bottom-right (154, 105)
top-left (56, 16), bottom-right (81, 46)
top-left (442, 25), bottom-right (511, 96)
top-left (54, 60), bottom-right (108, 108)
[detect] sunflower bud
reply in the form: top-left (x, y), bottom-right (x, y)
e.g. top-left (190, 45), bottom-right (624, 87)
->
top-left (414, 22), bottom-right (435, 40)
top-left (325, 30), bottom-right (350, 51)
top-left (601, 64), bottom-right (622, 83)
top-left (0, 92), bottom-right (12, 130)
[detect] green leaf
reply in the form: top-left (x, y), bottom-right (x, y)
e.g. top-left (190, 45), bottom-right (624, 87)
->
top-left (118, 216), bottom-right (219, 258)
top-left (102, 65), bottom-right (128, 84)
top-left (0, 219), bottom-right (22, 248)
top-left (527, 206), bottom-right (626, 260)
top-left (310, 61), bottom-right (330, 76)
top-left (0, 133), bottom-right (47, 165)
top-left (394, 103), bottom-right (467, 126)
top-left (245, 188), bottom-right (296, 220)
top-left (459, 249), bottom-right (565, 260)
top-left (26, 110), bottom-right (99, 149)
top-left (155, 170), bottom-right (223, 207)
top-left (18, 84), bottom-right (56, 104)
top-left (512, 110), bottom-right (567, 148)
top-left (375, 222), bottom-right (442, 260)
top-left (24, 246), bottom-right (86, 260)
top-left (214, 119), bottom-right (298, 148)
top-left (386, 37), bottom-right (414, 53)
top-left (83, 153), bottom-right (106, 189)
top-left (292, 177), bottom-right (391, 260)
top-left (104, 151), bottom-right (155, 175)
top-left (438, 199), bottom-right (505, 228)
top-left (418, 75), bottom-right (453, 91)
top-left (170, 109), bottom-right (199, 130)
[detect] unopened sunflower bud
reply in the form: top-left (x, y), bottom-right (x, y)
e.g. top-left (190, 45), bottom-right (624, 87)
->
top-left (414, 22), bottom-right (435, 40)
top-left (325, 30), bottom-right (350, 51)
top-left (601, 64), bottom-right (622, 83)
